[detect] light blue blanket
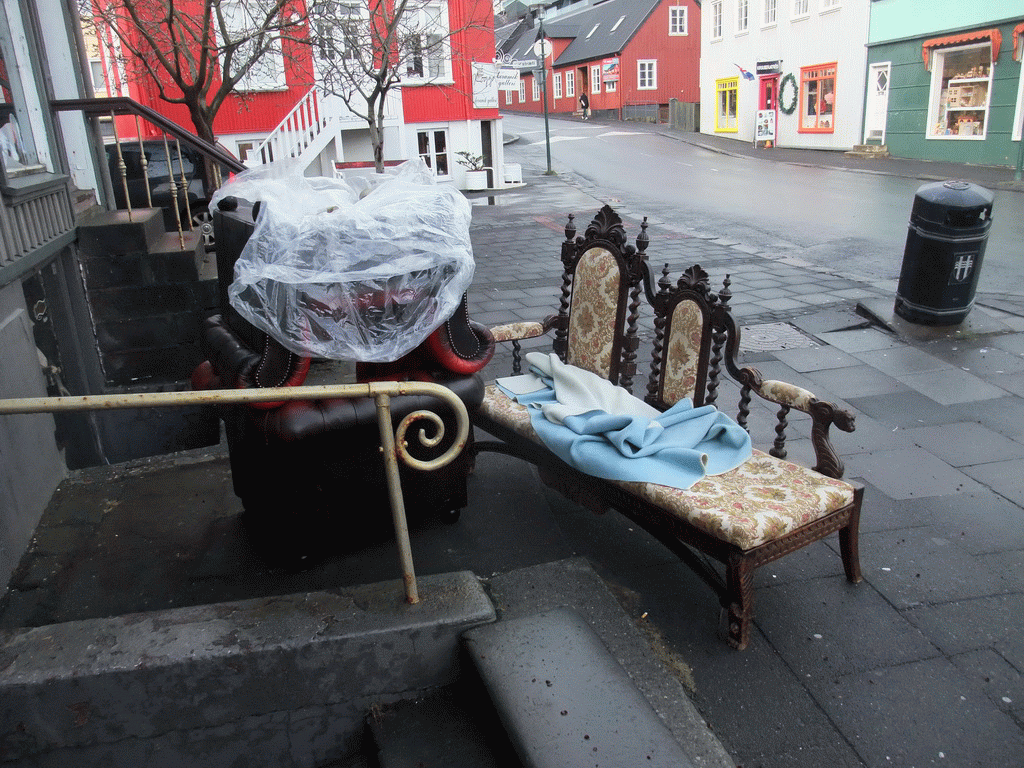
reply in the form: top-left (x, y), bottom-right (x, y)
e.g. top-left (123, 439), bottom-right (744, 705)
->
top-left (499, 355), bottom-right (752, 490)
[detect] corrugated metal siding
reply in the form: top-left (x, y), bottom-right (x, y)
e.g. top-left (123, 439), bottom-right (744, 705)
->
top-left (620, 0), bottom-right (701, 106)
top-left (403, 0), bottom-right (500, 124)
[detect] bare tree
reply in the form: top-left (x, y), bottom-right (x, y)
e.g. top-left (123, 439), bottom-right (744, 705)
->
top-left (308, 0), bottom-right (491, 173)
top-left (91, 0), bottom-right (310, 145)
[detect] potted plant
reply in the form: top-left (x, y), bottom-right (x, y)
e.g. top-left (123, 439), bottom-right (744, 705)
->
top-left (456, 151), bottom-right (489, 190)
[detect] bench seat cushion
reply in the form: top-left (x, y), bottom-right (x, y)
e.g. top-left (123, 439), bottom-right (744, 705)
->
top-left (480, 385), bottom-right (856, 550)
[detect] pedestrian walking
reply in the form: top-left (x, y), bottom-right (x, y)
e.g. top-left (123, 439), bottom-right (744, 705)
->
top-left (579, 92), bottom-right (590, 120)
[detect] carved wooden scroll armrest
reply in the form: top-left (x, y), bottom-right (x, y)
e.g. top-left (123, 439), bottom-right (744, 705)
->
top-left (491, 320), bottom-right (549, 343)
top-left (490, 316), bottom-right (559, 374)
top-left (736, 367), bottom-right (855, 479)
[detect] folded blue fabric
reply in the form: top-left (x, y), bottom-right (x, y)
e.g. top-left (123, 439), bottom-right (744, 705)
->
top-left (498, 374), bottom-right (752, 490)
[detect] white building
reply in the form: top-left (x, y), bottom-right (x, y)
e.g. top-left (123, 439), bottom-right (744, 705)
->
top-left (700, 0), bottom-right (871, 150)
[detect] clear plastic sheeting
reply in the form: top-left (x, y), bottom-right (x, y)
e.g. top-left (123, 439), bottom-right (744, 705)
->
top-left (219, 159), bottom-right (475, 362)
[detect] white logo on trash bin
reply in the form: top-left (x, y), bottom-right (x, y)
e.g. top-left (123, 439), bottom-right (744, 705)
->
top-left (950, 254), bottom-right (974, 285)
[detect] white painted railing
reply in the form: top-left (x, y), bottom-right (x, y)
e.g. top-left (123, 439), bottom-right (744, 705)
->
top-left (246, 87), bottom-right (403, 169)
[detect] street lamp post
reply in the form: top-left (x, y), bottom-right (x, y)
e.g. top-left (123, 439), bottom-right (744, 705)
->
top-left (534, 5), bottom-right (555, 175)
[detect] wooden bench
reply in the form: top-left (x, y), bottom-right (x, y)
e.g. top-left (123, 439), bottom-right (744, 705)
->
top-left (472, 205), bottom-right (863, 649)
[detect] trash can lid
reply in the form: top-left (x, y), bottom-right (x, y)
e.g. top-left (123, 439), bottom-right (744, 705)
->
top-left (915, 179), bottom-right (994, 209)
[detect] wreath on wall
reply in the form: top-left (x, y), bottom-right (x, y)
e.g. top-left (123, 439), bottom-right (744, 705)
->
top-left (779, 73), bottom-right (798, 115)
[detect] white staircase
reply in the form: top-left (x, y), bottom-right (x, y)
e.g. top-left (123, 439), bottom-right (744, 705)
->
top-left (246, 87), bottom-right (402, 171)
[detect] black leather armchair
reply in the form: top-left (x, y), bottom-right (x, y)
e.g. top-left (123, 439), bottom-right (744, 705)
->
top-left (192, 196), bottom-right (491, 549)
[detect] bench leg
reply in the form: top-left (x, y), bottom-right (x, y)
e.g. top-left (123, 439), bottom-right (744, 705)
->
top-left (839, 505), bottom-right (863, 584)
top-left (725, 554), bottom-right (755, 650)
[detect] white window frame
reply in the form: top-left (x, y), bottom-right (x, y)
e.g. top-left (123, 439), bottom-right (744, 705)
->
top-left (820, 0), bottom-right (840, 10)
top-left (591, 65), bottom-right (602, 94)
top-left (763, 0), bottom-right (777, 26)
top-left (416, 127), bottom-right (450, 178)
top-left (311, 0), bottom-right (366, 69)
top-left (711, 0), bottom-right (723, 40)
top-left (605, 78), bottom-right (617, 92)
top-left (927, 42), bottom-right (993, 141)
top-left (638, 60), bottom-right (657, 90)
top-left (553, 71), bottom-right (562, 99)
top-left (669, 6), bottom-right (688, 36)
top-left (519, 79), bottom-right (526, 103)
top-left (220, 0), bottom-right (287, 92)
top-left (792, 0), bottom-right (809, 19)
top-left (401, 0), bottom-right (452, 84)
top-left (566, 71), bottom-right (575, 98)
top-left (532, 77), bottom-right (540, 101)
top-left (1013, 56), bottom-right (1024, 141)
top-left (736, 0), bottom-right (749, 33)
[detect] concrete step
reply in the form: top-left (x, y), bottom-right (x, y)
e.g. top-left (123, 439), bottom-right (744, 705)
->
top-left (462, 608), bottom-right (694, 768)
top-left (847, 144), bottom-right (890, 158)
top-left (367, 684), bottom-right (522, 768)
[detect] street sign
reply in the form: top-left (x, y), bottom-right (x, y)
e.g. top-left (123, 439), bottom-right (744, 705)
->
top-left (532, 38), bottom-right (552, 58)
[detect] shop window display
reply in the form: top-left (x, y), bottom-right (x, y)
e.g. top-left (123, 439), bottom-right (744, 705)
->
top-left (928, 43), bottom-right (992, 139)
top-left (799, 63), bottom-right (836, 133)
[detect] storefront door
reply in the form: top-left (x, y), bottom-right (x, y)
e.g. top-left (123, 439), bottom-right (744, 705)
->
top-left (865, 63), bottom-right (891, 144)
top-left (760, 75), bottom-right (779, 112)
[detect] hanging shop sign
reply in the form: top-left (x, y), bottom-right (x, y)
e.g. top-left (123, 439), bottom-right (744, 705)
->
top-left (497, 67), bottom-right (521, 92)
top-left (757, 60), bottom-right (782, 76)
top-left (472, 62), bottom-right (499, 109)
top-left (602, 58), bottom-right (620, 84)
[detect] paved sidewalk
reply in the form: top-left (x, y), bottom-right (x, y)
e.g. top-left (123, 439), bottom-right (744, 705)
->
top-left (4, 155), bottom-right (1024, 767)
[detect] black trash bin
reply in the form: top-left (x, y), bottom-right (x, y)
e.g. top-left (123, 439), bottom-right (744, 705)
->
top-left (894, 180), bottom-right (993, 326)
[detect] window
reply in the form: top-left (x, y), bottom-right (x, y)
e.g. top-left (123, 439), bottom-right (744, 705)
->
top-left (792, 0), bottom-right (808, 18)
top-left (566, 72), bottom-right (575, 98)
top-left (638, 60), bottom-right (657, 90)
top-left (532, 77), bottom-right (540, 101)
top-left (821, 0), bottom-right (840, 9)
top-left (311, 0), bottom-right (365, 64)
top-left (402, 1), bottom-right (451, 82)
top-left (605, 78), bottom-right (617, 92)
top-left (715, 78), bottom-right (738, 132)
top-left (586, 24), bottom-right (600, 38)
top-left (417, 129), bottom-right (449, 176)
top-left (669, 6), bottom-right (688, 35)
top-left (591, 65), bottom-right (602, 94)
top-left (221, 0), bottom-right (286, 91)
top-left (927, 43), bottom-right (993, 139)
top-left (736, 0), bottom-right (749, 33)
top-left (711, 0), bottom-right (723, 39)
top-left (553, 71), bottom-right (562, 99)
top-left (611, 15), bottom-right (625, 32)
top-left (799, 63), bottom-right (837, 133)
top-left (763, 0), bottom-right (777, 25)
top-left (519, 79), bottom-right (526, 103)
top-left (0, 15), bottom-right (49, 177)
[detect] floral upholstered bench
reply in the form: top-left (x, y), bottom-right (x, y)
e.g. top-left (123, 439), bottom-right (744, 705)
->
top-left (472, 207), bottom-right (863, 649)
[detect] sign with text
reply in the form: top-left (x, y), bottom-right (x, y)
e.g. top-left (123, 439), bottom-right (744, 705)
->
top-left (755, 110), bottom-right (776, 142)
top-left (757, 60), bottom-right (782, 76)
top-left (602, 58), bottom-right (620, 83)
top-left (472, 62), bottom-right (498, 109)
top-left (497, 67), bottom-right (520, 92)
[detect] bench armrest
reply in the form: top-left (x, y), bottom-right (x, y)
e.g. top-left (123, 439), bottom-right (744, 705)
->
top-left (490, 315), bottom-right (559, 343)
top-left (735, 366), bottom-right (855, 480)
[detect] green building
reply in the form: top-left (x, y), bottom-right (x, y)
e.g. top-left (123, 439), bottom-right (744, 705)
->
top-left (866, 0), bottom-right (1024, 168)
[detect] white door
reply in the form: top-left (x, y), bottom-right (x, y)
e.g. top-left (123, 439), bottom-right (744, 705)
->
top-left (864, 63), bottom-right (891, 144)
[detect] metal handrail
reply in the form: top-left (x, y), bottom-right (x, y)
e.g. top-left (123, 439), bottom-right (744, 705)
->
top-left (0, 381), bottom-right (471, 605)
top-left (51, 97), bottom-right (246, 174)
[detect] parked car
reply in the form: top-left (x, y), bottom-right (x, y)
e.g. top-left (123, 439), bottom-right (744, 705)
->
top-left (104, 139), bottom-right (233, 249)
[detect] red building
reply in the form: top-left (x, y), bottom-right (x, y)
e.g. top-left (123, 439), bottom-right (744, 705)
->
top-left (501, 0), bottom-right (700, 121)
top-left (92, 0), bottom-right (506, 188)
